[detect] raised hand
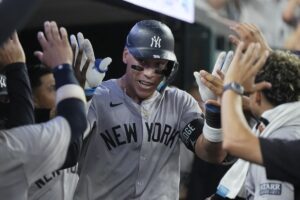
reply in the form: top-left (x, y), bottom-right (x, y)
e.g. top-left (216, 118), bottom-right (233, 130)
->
top-left (225, 42), bottom-right (271, 93)
top-left (229, 23), bottom-right (272, 54)
top-left (70, 32), bottom-right (111, 91)
top-left (34, 21), bottom-right (73, 68)
top-left (194, 51), bottom-right (233, 102)
top-left (0, 32), bottom-right (25, 69)
top-left (70, 32), bottom-right (90, 88)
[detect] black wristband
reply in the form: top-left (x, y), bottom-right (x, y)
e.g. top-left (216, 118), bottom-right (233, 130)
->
top-left (205, 104), bottom-right (221, 128)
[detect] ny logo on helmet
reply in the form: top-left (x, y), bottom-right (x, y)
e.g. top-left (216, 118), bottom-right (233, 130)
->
top-left (150, 36), bottom-right (161, 48)
top-left (0, 76), bottom-right (6, 88)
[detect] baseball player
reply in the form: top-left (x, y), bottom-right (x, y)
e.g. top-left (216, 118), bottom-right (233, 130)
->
top-left (74, 20), bottom-right (226, 200)
top-left (0, 21), bottom-right (87, 199)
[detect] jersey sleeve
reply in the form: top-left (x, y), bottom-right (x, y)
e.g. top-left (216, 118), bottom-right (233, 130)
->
top-left (5, 62), bottom-right (35, 127)
top-left (179, 91), bottom-right (203, 130)
top-left (2, 116), bottom-right (71, 184)
top-left (260, 138), bottom-right (300, 186)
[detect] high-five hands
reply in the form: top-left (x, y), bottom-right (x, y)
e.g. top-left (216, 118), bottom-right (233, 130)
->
top-left (34, 21), bottom-right (73, 68)
top-left (224, 42), bottom-right (271, 93)
top-left (70, 32), bottom-right (111, 95)
top-left (193, 51), bottom-right (233, 102)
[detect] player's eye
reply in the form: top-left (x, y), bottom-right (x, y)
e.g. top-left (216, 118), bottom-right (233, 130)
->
top-left (131, 65), bottom-right (144, 71)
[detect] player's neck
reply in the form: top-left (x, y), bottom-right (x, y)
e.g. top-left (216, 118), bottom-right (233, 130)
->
top-left (117, 77), bottom-right (144, 104)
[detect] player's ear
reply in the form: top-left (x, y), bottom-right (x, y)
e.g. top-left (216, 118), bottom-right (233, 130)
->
top-left (255, 91), bottom-right (262, 106)
top-left (123, 48), bottom-right (129, 64)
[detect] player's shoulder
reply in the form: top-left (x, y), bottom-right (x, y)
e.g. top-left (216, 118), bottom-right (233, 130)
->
top-left (164, 86), bottom-right (193, 100)
top-left (94, 79), bottom-right (118, 96)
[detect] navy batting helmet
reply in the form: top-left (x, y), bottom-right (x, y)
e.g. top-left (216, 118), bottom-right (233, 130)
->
top-left (126, 20), bottom-right (179, 92)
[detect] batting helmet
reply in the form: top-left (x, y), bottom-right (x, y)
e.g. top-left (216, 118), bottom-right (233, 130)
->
top-left (125, 20), bottom-right (179, 92)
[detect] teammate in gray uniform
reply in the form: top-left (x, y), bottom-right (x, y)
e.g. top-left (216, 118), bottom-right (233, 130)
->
top-left (0, 21), bottom-right (87, 199)
top-left (221, 41), bottom-right (300, 199)
top-left (74, 20), bottom-right (226, 200)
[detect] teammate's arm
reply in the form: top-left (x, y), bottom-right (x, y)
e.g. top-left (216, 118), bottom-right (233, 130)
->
top-left (35, 21), bottom-right (87, 168)
top-left (0, 32), bottom-right (35, 128)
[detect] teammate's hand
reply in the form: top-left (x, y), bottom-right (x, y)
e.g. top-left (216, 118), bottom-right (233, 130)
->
top-left (229, 23), bottom-right (272, 54)
top-left (34, 21), bottom-right (73, 68)
top-left (225, 42), bottom-right (271, 93)
top-left (0, 31), bottom-right (25, 69)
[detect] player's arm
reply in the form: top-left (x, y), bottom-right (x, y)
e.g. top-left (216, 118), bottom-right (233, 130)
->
top-left (221, 42), bottom-right (270, 164)
top-left (0, 32), bottom-right (35, 127)
top-left (195, 103), bottom-right (227, 164)
top-left (35, 21), bottom-right (87, 168)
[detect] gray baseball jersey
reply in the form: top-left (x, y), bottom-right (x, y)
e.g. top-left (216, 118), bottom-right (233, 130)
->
top-left (74, 79), bottom-right (202, 200)
top-left (245, 125), bottom-right (300, 200)
top-left (0, 117), bottom-right (71, 200)
top-left (28, 165), bottom-right (78, 200)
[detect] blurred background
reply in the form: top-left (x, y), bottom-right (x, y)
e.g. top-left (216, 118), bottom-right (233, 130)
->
top-left (17, 0), bottom-right (235, 91)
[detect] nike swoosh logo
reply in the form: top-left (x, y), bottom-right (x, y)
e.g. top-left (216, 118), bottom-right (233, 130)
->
top-left (110, 102), bottom-right (123, 107)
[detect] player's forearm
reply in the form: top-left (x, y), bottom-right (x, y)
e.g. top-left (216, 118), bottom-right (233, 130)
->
top-left (5, 62), bottom-right (35, 127)
top-left (221, 90), bottom-right (262, 164)
top-left (195, 135), bottom-right (227, 163)
top-left (53, 64), bottom-right (87, 168)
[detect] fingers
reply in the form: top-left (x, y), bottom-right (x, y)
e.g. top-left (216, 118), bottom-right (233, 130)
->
top-left (228, 34), bottom-right (240, 46)
top-left (77, 32), bottom-right (85, 50)
top-left (37, 31), bottom-right (48, 50)
top-left (221, 51), bottom-right (234, 73)
top-left (81, 59), bottom-right (90, 77)
top-left (234, 41), bottom-right (245, 61)
top-left (84, 39), bottom-right (95, 61)
top-left (34, 51), bottom-right (43, 62)
top-left (60, 27), bottom-right (68, 42)
top-left (200, 70), bottom-right (223, 96)
top-left (251, 50), bottom-right (269, 76)
top-left (75, 48), bottom-right (84, 71)
top-left (253, 81), bottom-right (272, 92)
top-left (51, 21), bottom-right (60, 41)
top-left (44, 21), bottom-right (53, 42)
top-left (193, 70), bottom-right (217, 101)
top-left (212, 51), bottom-right (226, 74)
top-left (216, 69), bottom-right (225, 80)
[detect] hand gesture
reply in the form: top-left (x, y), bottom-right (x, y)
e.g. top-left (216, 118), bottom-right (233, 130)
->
top-left (34, 21), bottom-right (73, 68)
top-left (0, 32), bottom-right (25, 70)
top-left (229, 23), bottom-right (272, 54)
top-left (70, 32), bottom-right (90, 88)
top-left (70, 32), bottom-right (111, 90)
top-left (225, 42), bottom-right (271, 93)
top-left (194, 51), bottom-right (233, 102)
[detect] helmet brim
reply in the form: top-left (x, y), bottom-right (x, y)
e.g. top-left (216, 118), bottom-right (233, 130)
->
top-left (127, 47), bottom-right (177, 62)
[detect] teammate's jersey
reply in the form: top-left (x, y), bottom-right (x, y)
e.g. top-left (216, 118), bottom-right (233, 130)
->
top-left (74, 79), bottom-right (202, 200)
top-left (245, 117), bottom-right (300, 200)
top-left (28, 165), bottom-right (78, 200)
top-left (0, 117), bottom-right (71, 200)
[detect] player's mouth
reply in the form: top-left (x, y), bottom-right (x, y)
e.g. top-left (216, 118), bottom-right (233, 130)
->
top-left (138, 80), bottom-right (154, 89)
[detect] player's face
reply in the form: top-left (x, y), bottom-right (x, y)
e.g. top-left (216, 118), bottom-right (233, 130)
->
top-left (33, 73), bottom-right (56, 109)
top-left (123, 50), bottom-right (167, 102)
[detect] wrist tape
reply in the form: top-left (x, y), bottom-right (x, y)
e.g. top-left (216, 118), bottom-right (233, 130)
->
top-left (203, 104), bottom-right (222, 142)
